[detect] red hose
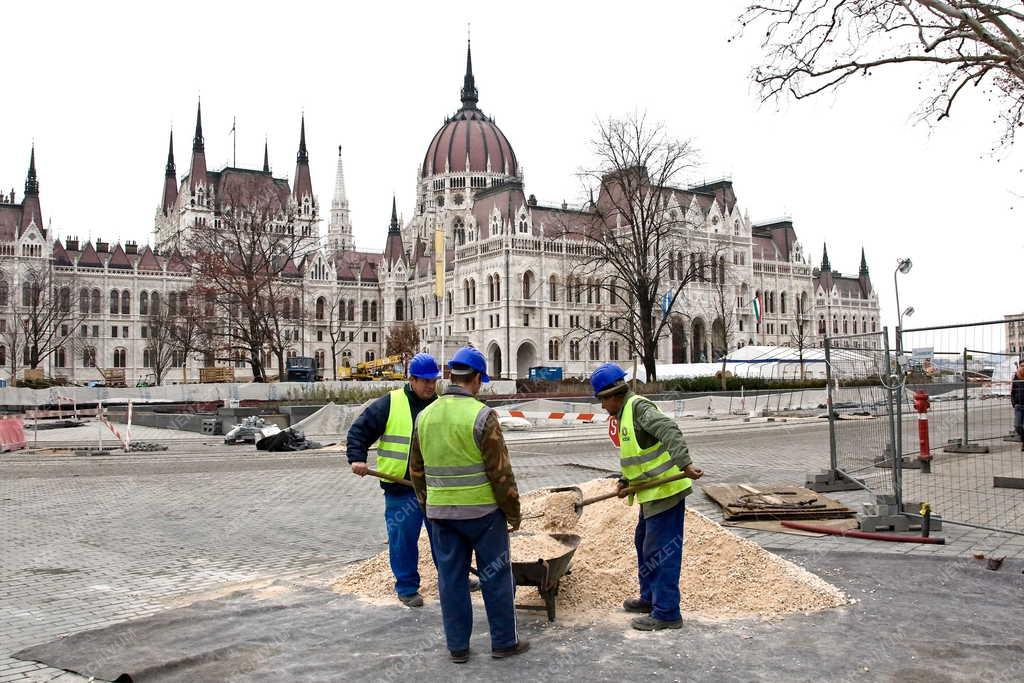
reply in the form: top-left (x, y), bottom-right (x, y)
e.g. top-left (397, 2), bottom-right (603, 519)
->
top-left (780, 520), bottom-right (945, 544)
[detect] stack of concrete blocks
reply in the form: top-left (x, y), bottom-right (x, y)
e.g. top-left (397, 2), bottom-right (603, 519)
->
top-left (859, 495), bottom-right (943, 532)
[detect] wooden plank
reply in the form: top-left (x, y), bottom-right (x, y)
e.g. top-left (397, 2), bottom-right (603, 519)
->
top-left (701, 482), bottom-right (855, 521)
top-left (994, 476), bottom-right (1024, 490)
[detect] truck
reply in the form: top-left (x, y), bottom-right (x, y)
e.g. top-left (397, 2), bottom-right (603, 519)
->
top-left (285, 356), bottom-right (322, 383)
top-left (352, 354), bottom-right (405, 381)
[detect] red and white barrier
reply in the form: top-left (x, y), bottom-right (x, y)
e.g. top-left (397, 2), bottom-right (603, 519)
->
top-left (492, 409), bottom-right (608, 422)
top-left (0, 416), bottom-right (27, 452)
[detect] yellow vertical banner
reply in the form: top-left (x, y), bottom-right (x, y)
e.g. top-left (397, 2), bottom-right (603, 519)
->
top-left (434, 225), bottom-right (445, 298)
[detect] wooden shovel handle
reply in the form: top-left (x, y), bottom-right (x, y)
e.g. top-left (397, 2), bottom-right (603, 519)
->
top-left (365, 468), bottom-right (413, 488)
top-left (579, 471), bottom-right (691, 508)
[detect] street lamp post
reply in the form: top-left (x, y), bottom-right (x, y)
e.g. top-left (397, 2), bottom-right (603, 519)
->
top-left (892, 257), bottom-right (913, 507)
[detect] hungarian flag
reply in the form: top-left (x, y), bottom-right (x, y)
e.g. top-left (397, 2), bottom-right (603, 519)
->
top-left (752, 294), bottom-right (762, 324)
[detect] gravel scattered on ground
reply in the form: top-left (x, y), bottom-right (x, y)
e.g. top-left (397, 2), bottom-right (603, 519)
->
top-left (332, 478), bottom-right (848, 621)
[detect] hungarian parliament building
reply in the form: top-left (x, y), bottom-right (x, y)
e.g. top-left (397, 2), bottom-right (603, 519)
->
top-left (0, 44), bottom-right (881, 384)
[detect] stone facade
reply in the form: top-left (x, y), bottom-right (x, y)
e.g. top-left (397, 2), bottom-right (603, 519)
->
top-left (0, 44), bottom-right (881, 385)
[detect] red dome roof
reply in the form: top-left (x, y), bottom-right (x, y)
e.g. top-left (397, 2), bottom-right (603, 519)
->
top-left (421, 41), bottom-right (519, 179)
top-left (421, 108), bottom-right (518, 179)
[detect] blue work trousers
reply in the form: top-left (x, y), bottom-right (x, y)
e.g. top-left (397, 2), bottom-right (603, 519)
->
top-left (427, 509), bottom-right (518, 652)
top-left (384, 489), bottom-right (426, 598)
top-left (634, 499), bottom-right (685, 622)
top-left (1015, 406), bottom-right (1024, 439)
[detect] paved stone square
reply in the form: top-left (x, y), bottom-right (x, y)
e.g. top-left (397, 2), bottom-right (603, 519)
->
top-left (1, 418), bottom-right (1021, 681)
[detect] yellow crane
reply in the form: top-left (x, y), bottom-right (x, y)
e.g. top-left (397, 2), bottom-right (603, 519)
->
top-left (352, 354), bottom-right (406, 381)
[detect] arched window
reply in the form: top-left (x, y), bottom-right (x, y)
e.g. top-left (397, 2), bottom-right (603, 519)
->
top-left (362, 300), bottom-right (369, 321)
top-left (719, 257), bottom-right (726, 284)
top-left (487, 275), bottom-right (495, 303)
top-left (574, 278), bottom-right (582, 304)
top-left (396, 299), bottom-right (405, 321)
top-left (853, 318), bottom-right (858, 334)
top-left (82, 347), bottom-right (96, 367)
top-left (493, 274), bottom-right (501, 301)
top-left (315, 297), bottom-right (325, 320)
top-left (463, 279), bottom-right (471, 306)
top-left (446, 291), bottom-right (453, 315)
top-left (113, 347), bottom-right (127, 368)
top-left (76, 287), bottom-right (87, 313)
top-left (59, 287), bottom-right (70, 312)
top-left (314, 349), bottom-right (325, 369)
top-left (420, 297), bottom-right (426, 318)
top-left (143, 348), bottom-right (153, 367)
top-left (370, 300), bottom-right (378, 322)
top-left (454, 218), bottom-right (466, 246)
top-left (843, 316), bottom-right (849, 334)
top-left (121, 290), bottom-right (130, 315)
top-left (586, 280), bottom-right (593, 304)
top-left (549, 274), bottom-right (558, 302)
top-left (469, 279), bottom-right (476, 305)
top-left (0, 344), bottom-right (6, 366)
top-left (347, 300), bottom-right (355, 321)
top-left (0, 282), bottom-right (7, 308)
top-left (668, 251), bottom-right (676, 280)
top-left (283, 298), bottom-right (292, 320)
top-left (109, 289), bottom-right (119, 314)
top-left (548, 338), bottom-right (560, 361)
top-left (780, 292), bottom-right (787, 315)
top-left (150, 291), bottom-right (160, 315)
top-left (711, 260), bottom-right (717, 284)
top-left (168, 292), bottom-right (178, 315)
top-left (608, 278), bottom-right (617, 303)
top-left (818, 317), bottom-right (826, 335)
top-left (140, 291), bottom-right (149, 315)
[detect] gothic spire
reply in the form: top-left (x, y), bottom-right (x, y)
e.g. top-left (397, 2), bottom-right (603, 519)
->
top-left (24, 144), bottom-right (38, 195)
top-left (192, 99), bottom-right (204, 153)
top-left (820, 243), bottom-right (831, 272)
top-left (389, 194), bottom-right (400, 233)
top-left (460, 39), bottom-right (478, 110)
top-left (165, 130), bottom-right (176, 177)
top-left (297, 114), bottom-right (308, 163)
top-left (859, 247), bottom-right (869, 277)
top-left (263, 138), bottom-right (270, 173)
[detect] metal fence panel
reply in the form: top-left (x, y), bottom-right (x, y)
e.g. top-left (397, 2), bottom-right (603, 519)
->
top-left (898, 320), bottom-right (1024, 535)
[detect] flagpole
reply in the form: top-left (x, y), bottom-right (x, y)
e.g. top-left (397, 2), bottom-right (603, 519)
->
top-left (232, 116), bottom-right (237, 167)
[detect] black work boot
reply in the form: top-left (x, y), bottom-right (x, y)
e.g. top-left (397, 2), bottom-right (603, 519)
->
top-left (492, 640), bottom-right (530, 659)
top-left (631, 615), bottom-right (683, 631)
top-left (623, 597), bottom-right (652, 614)
top-left (398, 592), bottom-right (424, 608)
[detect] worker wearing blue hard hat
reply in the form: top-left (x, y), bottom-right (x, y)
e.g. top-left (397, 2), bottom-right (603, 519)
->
top-left (590, 363), bottom-right (704, 631)
top-left (410, 346), bottom-right (527, 663)
top-left (347, 352), bottom-right (444, 608)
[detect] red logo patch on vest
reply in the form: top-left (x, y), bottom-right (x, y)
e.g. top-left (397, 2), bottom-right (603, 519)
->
top-left (608, 416), bottom-right (620, 447)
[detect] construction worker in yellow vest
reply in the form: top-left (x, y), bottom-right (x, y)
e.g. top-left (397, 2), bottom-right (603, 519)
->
top-left (347, 353), bottom-right (442, 608)
top-left (590, 363), bottom-right (704, 631)
top-left (410, 346), bottom-right (528, 663)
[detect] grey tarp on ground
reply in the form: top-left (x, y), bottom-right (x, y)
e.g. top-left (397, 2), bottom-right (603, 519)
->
top-left (287, 402), bottom-right (361, 439)
top-left (13, 551), bottom-right (1024, 682)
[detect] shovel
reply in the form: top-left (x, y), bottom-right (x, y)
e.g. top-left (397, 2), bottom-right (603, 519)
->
top-left (575, 471), bottom-right (693, 513)
top-left (364, 468), bottom-right (413, 488)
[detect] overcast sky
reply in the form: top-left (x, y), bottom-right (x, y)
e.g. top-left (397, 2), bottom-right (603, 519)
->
top-left (2, 1), bottom-right (1020, 335)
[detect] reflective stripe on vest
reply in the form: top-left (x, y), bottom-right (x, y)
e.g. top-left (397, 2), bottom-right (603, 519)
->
top-left (619, 394), bottom-right (691, 505)
top-left (376, 388), bottom-right (413, 480)
top-left (417, 395), bottom-right (497, 507)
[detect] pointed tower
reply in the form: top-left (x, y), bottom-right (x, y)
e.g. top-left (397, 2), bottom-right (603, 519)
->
top-left (328, 144), bottom-right (354, 252)
top-left (461, 38), bottom-right (479, 110)
top-left (188, 100), bottom-right (208, 193)
top-left (859, 247), bottom-right (869, 277)
top-left (293, 114), bottom-right (314, 205)
top-left (820, 243), bottom-right (831, 273)
top-left (262, 139), bottom-right (270, 173)
top-left (383, 196), bottom-right (406, 268)
top-left (858, 246), bottom-right (872, 297)
top-left (162, 130), bottom-right (178, 215)
top-left (20, 145), bottom-right (43, 236)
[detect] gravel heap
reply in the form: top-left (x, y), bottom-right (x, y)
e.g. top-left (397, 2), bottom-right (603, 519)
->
top-left (332, 478), bottom-right (848, 620)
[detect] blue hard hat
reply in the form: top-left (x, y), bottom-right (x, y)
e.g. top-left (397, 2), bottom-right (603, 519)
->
top-left (590, 363), bottom-right (627, 397)
top-left (448, 346), bottom-right (489, 383)
top-left (408, 353), bottom-right (441, 380)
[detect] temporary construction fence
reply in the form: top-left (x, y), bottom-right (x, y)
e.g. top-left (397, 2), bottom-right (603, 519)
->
top-left (821, 320), bottom-right (1024, 537)
top-left (898, 320), bottom-right (1024, 536)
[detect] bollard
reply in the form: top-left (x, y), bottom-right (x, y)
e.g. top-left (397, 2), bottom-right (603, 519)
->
top-left (913, 390), bottom-right (931, 474)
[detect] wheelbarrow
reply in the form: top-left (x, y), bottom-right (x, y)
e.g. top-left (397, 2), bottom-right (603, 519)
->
top-left (510, 532), bottom-right (581, 622)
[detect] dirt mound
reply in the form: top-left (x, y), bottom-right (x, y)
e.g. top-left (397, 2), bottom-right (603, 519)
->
top-left (332, 479), bottom-right (847, 620)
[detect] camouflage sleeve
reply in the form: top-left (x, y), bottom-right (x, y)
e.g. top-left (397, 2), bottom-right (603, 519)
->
top-left (409, 426), bottom-right (427, 509)
top-left (478, 410), bottom-right (521, 526)
top-left (634, 399), bottom-right (692, 470)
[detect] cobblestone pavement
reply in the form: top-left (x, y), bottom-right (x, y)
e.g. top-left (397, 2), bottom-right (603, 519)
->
top-left (2, 418), bottom-right (1022, 681)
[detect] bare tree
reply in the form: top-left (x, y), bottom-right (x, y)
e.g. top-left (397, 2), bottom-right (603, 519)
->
top-left (0, 264), bottom-right (82, 379)
top-left (703, 258), bottom-right (739, 390)
top-left (326, 296), bottom-right (365, 380)
top-left (386, 321), bottom-right (420, 364)
top-left (186, 183), bottom-right (303, 382)
top-left (170, 287), bottom-right (209, 383)
top-left (143, 306), bottom-right (177, 386)
top-left (791, 302), bottom-right (814, 381)
top-left (740, 1), bottom-right (1024, 147)
top-left (560, 113), bottom-right (721, 381)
